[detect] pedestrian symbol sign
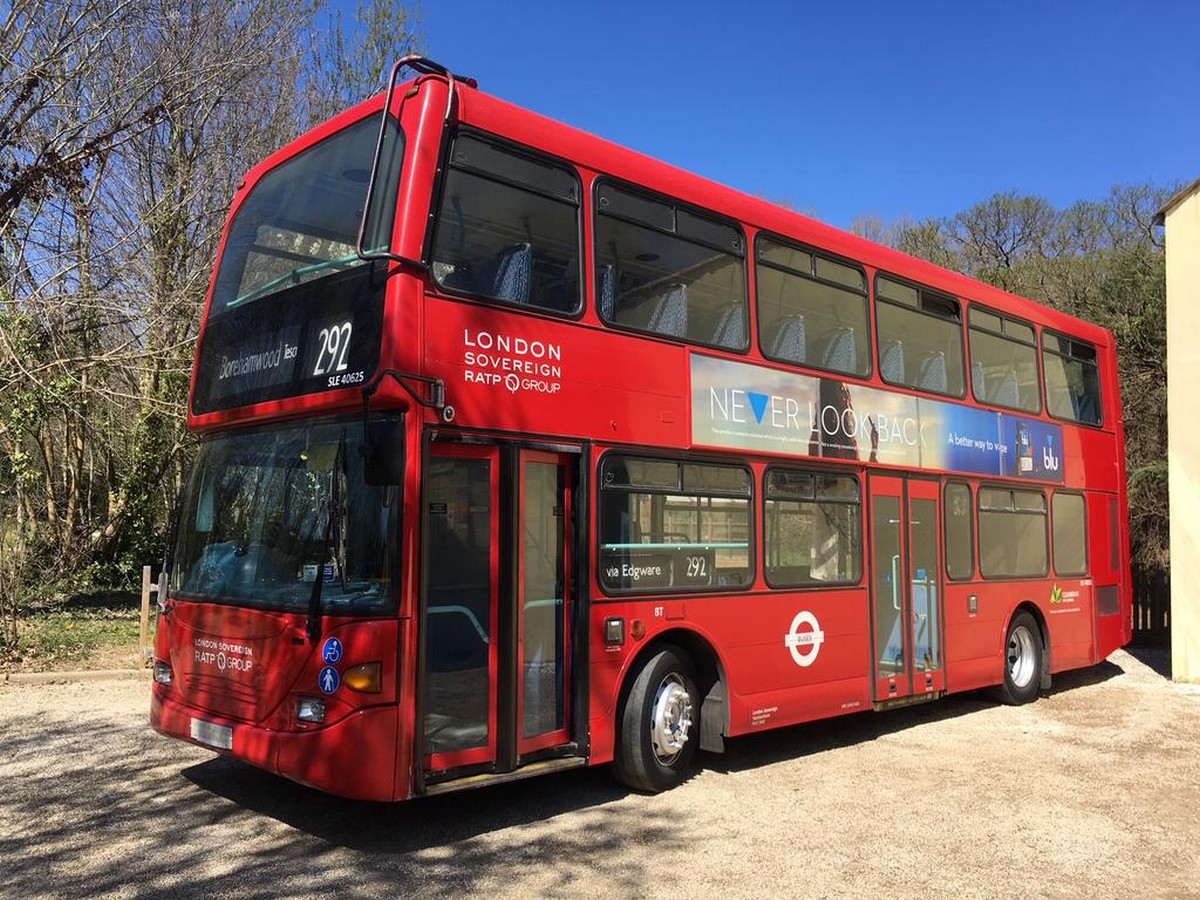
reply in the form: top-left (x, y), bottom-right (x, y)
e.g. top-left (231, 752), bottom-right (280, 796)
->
top-left (322, 637), bottom-right (343, 665)
top-left (319, 666), bottom-right (340, 694)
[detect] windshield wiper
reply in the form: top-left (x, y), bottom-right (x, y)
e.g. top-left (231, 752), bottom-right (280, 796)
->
top-left (307, 432), bottom-right (347, 642)
top-left (228, 252), bottom-right (362, 310)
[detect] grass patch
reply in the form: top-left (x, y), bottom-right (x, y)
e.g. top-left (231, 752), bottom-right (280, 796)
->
top-left (1, 590), bottom-right (150, 673)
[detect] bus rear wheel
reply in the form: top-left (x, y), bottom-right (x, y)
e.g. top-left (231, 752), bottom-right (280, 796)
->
top-left (613, 646), bottom-right (699, 793)
top-left (999, 611), bottom-right (1042, 705)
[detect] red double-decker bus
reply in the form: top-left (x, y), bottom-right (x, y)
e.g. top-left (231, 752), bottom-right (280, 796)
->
top-left (151, 57), bottom-right (1132, 800)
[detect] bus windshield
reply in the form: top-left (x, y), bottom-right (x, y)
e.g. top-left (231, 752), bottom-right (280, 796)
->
top-left (172, 420), bottom-right (393, 614)
top-left (209, 112), bottom-right (401, 313)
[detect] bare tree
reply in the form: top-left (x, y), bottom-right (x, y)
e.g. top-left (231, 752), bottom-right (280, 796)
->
top-left (0, 0), bottom-right (422, 648)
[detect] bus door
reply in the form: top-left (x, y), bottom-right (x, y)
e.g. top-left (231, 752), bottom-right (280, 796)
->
top-left (868, 475), bottom-right (945, 703)
top-left (420, 442), bottom-right (575, 779)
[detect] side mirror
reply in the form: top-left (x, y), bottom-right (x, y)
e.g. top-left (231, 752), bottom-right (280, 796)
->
top-left (362, 416), bottom-right (406, 486)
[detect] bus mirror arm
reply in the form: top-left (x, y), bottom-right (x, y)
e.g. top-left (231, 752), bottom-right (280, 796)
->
top-left (360, 369), bottom-right (444, 485)
top-left (356, 55), bottom-right (476, 268)
top-left (362, 369), bottom-right (445, 412)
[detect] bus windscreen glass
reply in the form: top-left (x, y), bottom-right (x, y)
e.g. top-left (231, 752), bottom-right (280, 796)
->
top-left (211, 113), bottom-right (399, 311)
top-left (171, 420), bottom-right (393, 614)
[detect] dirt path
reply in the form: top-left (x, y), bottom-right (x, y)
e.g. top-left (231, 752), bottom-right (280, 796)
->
top-left (2, 649), bottom-right (1198, 899)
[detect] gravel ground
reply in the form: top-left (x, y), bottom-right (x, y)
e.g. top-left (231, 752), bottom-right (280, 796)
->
top-left (2, 648), bottom-right (1198, 900)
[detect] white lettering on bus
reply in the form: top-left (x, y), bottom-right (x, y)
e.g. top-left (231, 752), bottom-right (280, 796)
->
top-left (462, 351), bottom-right (562, 379)
top-left (462, 329), bottom-right (564, 396)
top-left (218, 341), bottom-right (298, 381)
top-left (192, 637), bottom-right (254, 674)
top-left (708, 387), bottom-right (925, 448)
top-left (463, 329), bottom-right (562, 361)
top-left (603, 563), bottom-right (664, 582)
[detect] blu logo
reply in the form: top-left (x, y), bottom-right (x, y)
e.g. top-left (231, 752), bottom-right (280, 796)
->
top-left (1042, 442), bottom-right (1060, 472)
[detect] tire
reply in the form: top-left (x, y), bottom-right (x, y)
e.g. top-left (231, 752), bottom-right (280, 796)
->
top-left (613, 646), bottom-right (699, 793)
top-left (999, 611), bottom-right (1043, 705)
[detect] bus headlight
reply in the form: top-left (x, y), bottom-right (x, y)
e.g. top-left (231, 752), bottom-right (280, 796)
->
top-left (153, 661), bottom-right (173, 686)
top-left (296, 697), bottom-right (326, 724)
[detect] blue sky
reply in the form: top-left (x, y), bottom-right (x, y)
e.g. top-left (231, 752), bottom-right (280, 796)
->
top-left (411, 0), bottom-right (1198, 229)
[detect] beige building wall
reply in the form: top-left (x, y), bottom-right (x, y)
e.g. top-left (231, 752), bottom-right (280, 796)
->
top-left (1164, 180), bottom-right (1200, 683)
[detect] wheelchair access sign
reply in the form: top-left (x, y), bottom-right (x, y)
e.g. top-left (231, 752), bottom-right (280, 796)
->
top-left (322, 637), bottom-right (343, 665)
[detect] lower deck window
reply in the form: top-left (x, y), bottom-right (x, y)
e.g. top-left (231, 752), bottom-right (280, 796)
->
top-left (1052, 492), bottom-right (1088, 576)
top-left (978, 487), bottom-right (1048, 578)
top-left (599, 456), bottom-right (751, 594)
top-left (764, 469), bottom-right (861, 586)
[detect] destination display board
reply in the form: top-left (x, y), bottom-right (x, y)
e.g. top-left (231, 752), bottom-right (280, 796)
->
top-left (192, 264), bottom-right (384, 415)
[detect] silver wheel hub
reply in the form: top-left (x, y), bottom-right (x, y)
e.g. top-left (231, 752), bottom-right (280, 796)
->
top-left (650, 674), bottom-right (693, 763)
top-left (1007, 625), bottom-right (1037, 689)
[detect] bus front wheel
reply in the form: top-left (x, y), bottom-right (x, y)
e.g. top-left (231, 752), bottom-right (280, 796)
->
top-left (999, 611), bottom-right (1043, 705)
top-left (613, 646), bottom-right (699, 793)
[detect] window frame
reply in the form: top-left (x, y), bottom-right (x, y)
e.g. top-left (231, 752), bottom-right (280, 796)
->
top-left (754, 232), bottom-right (872, 378)
top-left (873, 272), bottom-right (967, 399)
top-left (592, 177), bottom-right (750, 352)
top-left (976, 485), bottom-right (1049, 580)
top-left (596, 452), bottom-right (755, 596)
top-left (762, 465), bottom-right (863, 589)
top-left (429, 127), bottom-right (585, 318)
top-left (967, 305), bottom-right (1043, 414)
top-left (1041, 329), bottom-right (1104, 427)
top-left (1051, 490), bottom-right (1089, 577)
top-left (943, 481), bottom-right (975, 581)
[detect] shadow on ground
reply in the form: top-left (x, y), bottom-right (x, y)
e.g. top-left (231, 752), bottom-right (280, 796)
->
top-left (181, 755), bottom-right (631, 854)
top-left (1125, 644), bottom-right (1171, 678)
top-left (0, 656), bottom-right (1135, 898)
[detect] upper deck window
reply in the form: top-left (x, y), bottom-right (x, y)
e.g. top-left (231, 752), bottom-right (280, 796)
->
top-left (431, 133), bottom-right (581, 314)
top-left (969, 308), bottom-right (1041, 413)
top-left (756, 237), bottom-right (869, 377)
top-left (1042, 332), bottom-right (1102, 425)
top-left (594, 182), bottom-right (748, 350)
top-left (211, 113), bottom-right (400, 313)
top-left (875, 275), bottom-right (965, 397)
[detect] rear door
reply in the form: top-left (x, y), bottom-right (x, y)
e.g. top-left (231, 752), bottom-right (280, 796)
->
top-left (869, 475), bottom-right (945, 702)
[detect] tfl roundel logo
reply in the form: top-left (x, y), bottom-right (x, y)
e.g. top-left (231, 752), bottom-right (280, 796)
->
top-left (784, 611), bottom-right (825, 667)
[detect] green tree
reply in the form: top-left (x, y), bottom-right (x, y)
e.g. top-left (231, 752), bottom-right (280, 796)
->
top-left (886, 184), bottom-right (1173, 577)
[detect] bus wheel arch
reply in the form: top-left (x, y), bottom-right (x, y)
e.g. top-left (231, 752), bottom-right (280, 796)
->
top-left (612, 630), bottom-right (728, 793)
top-left (999, 603), bottom-right (1050, 704)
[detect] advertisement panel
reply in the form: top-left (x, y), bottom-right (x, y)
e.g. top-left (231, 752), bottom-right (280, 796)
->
top-left (690, 355), bottom-right (1062, 481)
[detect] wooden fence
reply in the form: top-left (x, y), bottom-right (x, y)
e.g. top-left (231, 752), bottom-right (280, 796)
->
top-left (1132, 566), bottom-right (1170, 647)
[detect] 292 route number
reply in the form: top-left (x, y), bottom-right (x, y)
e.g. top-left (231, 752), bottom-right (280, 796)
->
top-left (676, 549), bottom-right (714, 587)
top-left (312, 321), bottom-right (352, 376)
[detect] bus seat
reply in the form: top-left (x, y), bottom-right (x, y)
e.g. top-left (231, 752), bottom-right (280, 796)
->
top-left (767, 315), bottom-right (806, 364)
top-left (711, 304), bottom-right (745, 348)
top-left (917, 351), bottom-right (947, 392)
top-left (492, 243), bottom-right (532, 303)
top-left (647, 283), bottom-right (687, 337)
top-left (598, 264), bottom-right (616, 321)
top-left (1075, 390), bottom-right (1099, 424)
top-left (993, 367), bottom-right (1020, 408)
top-left (880, 340), bottom-right (905, 384)
top-left (821, 326), bottom-right (857, 373)
top-left (971, 360), bottom-right (987, 399)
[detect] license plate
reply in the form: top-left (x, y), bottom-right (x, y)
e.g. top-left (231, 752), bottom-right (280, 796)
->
top-left (190, 717), bottom-right (233, 750)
